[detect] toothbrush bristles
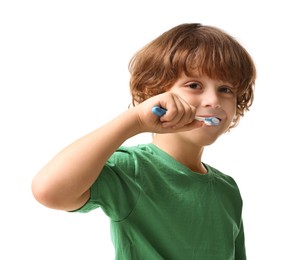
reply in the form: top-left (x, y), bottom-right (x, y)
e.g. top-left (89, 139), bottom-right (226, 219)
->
top-left (196, 116), bottom-right (220, 126)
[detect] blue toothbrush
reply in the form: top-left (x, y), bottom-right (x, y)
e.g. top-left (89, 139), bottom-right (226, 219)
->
top-left (151, 106), bottom-right (220, 126)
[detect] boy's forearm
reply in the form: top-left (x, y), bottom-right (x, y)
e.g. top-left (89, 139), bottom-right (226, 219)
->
top-left (32, 109), bottom-right (142, 211)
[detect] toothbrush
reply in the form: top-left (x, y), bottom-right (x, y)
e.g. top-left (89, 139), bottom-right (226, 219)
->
top-left (151, 106), bottom-right (220, 126)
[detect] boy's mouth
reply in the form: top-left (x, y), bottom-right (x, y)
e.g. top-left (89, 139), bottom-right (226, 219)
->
top-left (195, 116), bottom-right (221, 126)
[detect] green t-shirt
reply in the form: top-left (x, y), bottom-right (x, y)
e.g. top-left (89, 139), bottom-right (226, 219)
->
top-left (75, 143), bottom-right (246, 260)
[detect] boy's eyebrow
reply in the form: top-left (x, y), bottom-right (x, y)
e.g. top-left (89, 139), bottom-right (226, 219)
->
top-left (183, 74), bottom-right (236, 87)
top-left (218, 81), bottom-right (235, 87)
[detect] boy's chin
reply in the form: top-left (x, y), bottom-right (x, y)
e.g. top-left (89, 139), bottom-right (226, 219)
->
top-left (187, 131), bottom-right (221, 146)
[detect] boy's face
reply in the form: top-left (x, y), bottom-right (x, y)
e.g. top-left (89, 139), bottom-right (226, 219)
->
top-left (168, 72), bottom-right (237, 145)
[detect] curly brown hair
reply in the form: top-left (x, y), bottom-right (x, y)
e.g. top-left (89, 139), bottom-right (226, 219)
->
top-left (129, 23), bottom-right (256, 129)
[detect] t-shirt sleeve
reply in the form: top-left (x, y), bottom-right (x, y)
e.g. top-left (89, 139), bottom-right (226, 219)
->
top-left (73, 147), bottom-right (141, 221)
top-left (235, 220), bottom-right (247, 260)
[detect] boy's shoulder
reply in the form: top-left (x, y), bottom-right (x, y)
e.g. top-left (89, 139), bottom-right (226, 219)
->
top-left (110, 143), bottom-right (160, 160)
top-left (206, 164), bottom-right (242, 194)
top-left (106, 143), bottom-right (155, 169)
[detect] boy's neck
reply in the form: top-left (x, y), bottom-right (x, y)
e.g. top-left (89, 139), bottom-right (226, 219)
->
top-left (152, 133), bottom-right (207, 174)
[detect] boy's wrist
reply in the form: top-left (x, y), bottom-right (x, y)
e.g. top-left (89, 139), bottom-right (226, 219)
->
top-left (117, 108), bottom-right (146, 137)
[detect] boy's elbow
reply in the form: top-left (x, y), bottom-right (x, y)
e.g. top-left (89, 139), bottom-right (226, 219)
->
top-left (31, 175), bottom-right (62, 210)
top-left (31, 174), bottom-right (89, 211)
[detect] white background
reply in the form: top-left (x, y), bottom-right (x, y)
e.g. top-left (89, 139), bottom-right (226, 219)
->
top-left (1, 0), bottom-right (289, 259)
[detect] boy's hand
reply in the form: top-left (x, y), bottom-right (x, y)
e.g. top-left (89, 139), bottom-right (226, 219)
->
top-left (134, 92), bottom-right (203, 133)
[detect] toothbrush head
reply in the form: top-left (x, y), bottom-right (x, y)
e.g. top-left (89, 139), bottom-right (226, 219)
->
top-left (195, 116), bottom-right (220, 126)
top-left (203, 117), bottom-right (220, 126)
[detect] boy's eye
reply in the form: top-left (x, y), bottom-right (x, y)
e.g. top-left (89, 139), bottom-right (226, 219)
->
top-left (219, 86), bottom-right (235, 94)
top-left (188, 83), bottom-right (201, 89)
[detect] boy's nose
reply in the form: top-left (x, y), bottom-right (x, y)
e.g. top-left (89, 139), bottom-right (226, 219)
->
top-left (201, 90), bottom-right (221, 108)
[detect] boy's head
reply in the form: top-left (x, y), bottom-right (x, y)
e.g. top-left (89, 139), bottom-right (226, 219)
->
top-left (129, 23), bottom-right (256, 129)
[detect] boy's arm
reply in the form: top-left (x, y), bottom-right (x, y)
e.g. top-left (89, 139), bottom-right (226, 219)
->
top-left (31, 92), bottom-right (201, 211)
top-left (31, 108), bottom-right (142, 211)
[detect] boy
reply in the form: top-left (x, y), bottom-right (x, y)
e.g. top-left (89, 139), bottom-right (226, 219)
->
top-left (32, 23), bottom-right (256, 259)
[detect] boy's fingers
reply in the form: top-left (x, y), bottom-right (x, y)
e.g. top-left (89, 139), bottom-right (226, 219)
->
top-left (161, 96), bottom-right (197, 128)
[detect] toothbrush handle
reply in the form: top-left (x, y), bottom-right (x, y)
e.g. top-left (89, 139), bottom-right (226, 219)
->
top-left (152, 106), bottom-right (167, 117)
